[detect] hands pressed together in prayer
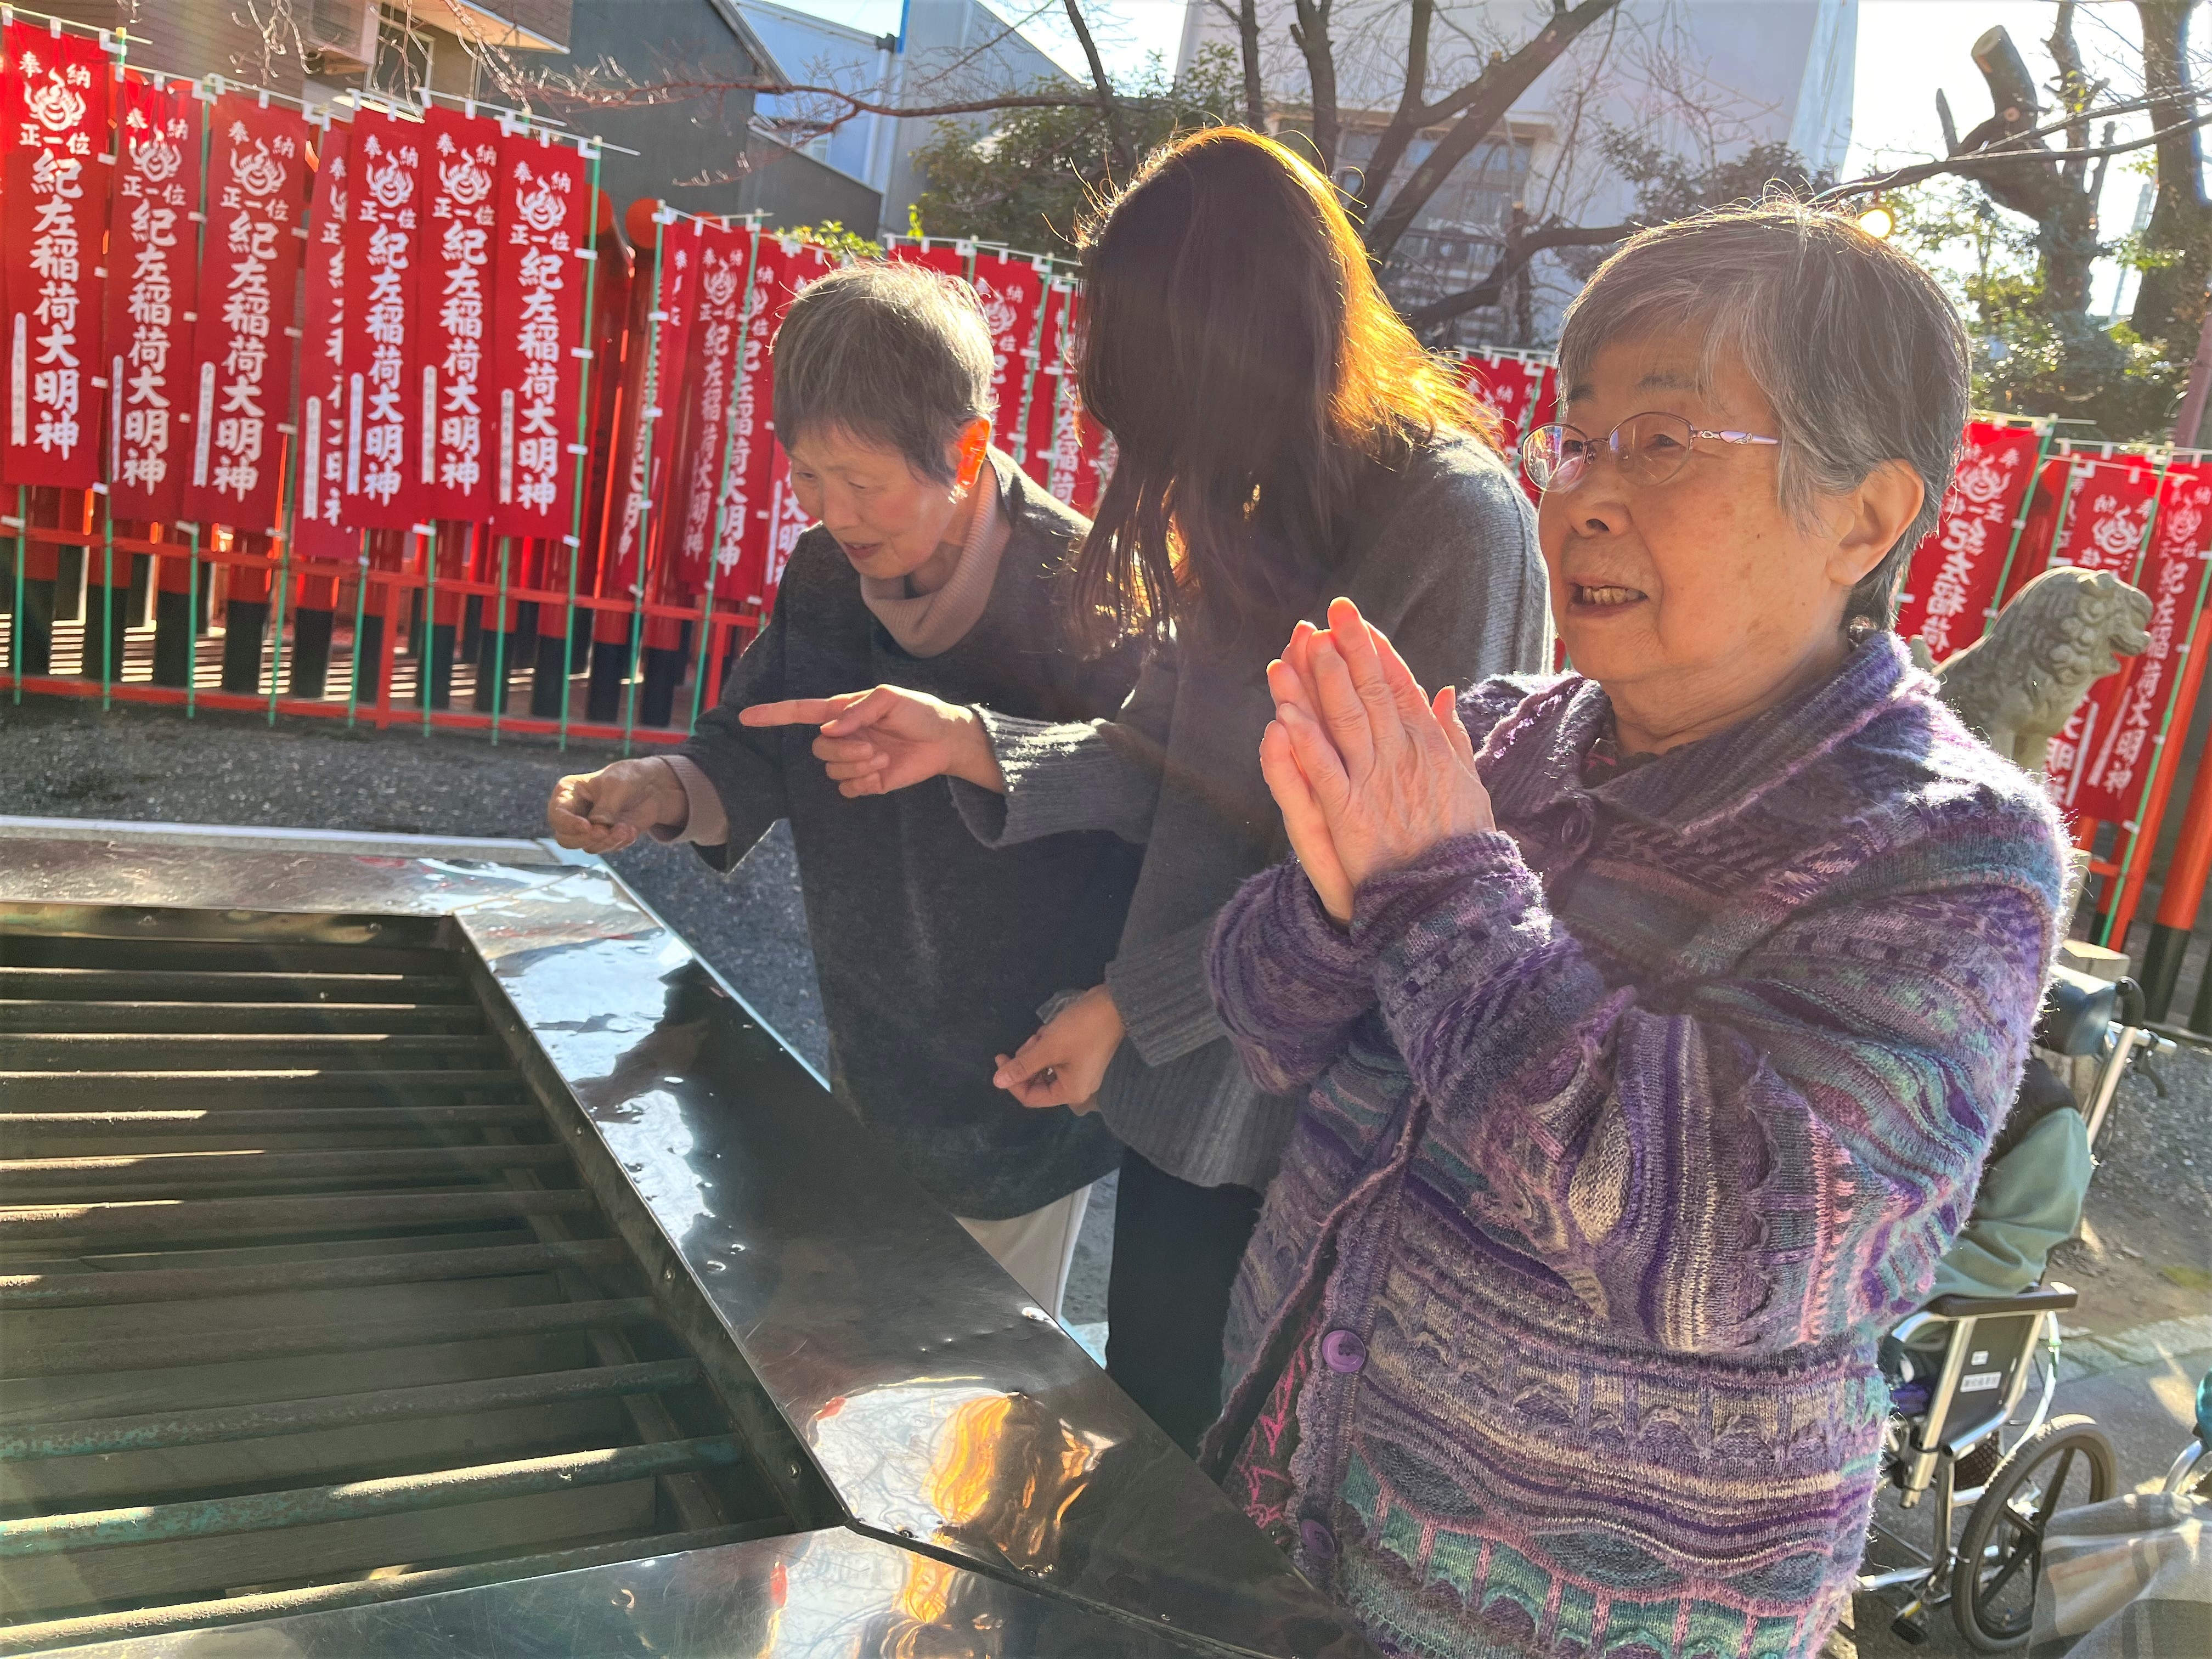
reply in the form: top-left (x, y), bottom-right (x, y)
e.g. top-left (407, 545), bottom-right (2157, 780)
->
top-left (1262, 598), bottom-right (1496, 923)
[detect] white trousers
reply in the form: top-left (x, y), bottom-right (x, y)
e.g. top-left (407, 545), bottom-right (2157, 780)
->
top-left (955, 1183), bottom-right (1092, 1318)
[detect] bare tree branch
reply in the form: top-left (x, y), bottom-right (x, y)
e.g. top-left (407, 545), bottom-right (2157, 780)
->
top-left (1352, 0), bottom-right (1432, 224)
top-left (1404, 219), bottom-right (1639, 329)
top-left (1363, 0), bottom-right (1624, 263)
top-left (1289, 0), bottom-right (1342, 174)
top-left (541, 76), bottom-right (1104, 123)
top-left (1060, 0), bottom-right (1132, 174)
top-left (1814, 113), bottom-right (2212, 204)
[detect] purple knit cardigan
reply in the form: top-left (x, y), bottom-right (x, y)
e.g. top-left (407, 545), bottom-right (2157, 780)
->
top-left (1203, 636), bottom-right (2068, 1659)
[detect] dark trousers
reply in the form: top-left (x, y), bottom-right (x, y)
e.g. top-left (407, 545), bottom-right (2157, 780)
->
top-left (1105, 1146), bottom-right (1263, 1456)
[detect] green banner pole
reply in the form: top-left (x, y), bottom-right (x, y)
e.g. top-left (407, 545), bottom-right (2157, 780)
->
top-left (557, 139), bottom-right (606, 755)
top-left (620, 208), bottom-right (673, 757)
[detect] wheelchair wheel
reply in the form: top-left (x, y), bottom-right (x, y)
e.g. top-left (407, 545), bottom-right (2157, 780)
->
top-left (1952, 1414), bottom-right (2116, 1651)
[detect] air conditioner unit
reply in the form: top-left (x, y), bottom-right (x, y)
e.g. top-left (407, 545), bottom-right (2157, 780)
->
top-left (303, 0), bottom-right (379, 74)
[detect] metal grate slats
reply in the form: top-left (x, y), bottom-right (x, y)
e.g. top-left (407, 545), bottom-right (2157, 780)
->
top-left (0, 921), bottom-right (803, 1652)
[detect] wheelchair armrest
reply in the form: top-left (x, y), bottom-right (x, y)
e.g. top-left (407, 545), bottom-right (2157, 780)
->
top-left (1924, 1280), bottom-right (2078, 1320)
top-left (2038, 968), bottom-right (2117, 1057)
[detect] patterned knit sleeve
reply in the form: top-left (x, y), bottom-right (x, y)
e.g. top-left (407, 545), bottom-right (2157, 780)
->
top-left (1362, 804), bottom-right (2066, 1356)
top-left (1208, 859), bottom-right (1383, 1094)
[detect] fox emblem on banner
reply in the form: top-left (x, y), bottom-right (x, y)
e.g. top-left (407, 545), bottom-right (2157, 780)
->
top-left (2, 21), bottom-right (110, 489)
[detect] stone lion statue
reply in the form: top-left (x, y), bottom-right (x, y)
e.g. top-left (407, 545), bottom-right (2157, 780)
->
top-left (1909, 565), bottom-right (2153, 771)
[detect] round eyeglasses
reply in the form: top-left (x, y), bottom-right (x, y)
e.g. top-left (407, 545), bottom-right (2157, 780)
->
top-left (1518, 412), bottom-right (1780, 494)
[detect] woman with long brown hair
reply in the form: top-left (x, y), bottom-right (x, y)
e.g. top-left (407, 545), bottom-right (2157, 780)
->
top-left (747, 128), bottom-right (1549, 1451)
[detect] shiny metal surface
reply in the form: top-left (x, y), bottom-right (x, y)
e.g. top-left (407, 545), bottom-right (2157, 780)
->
top-left (38, 1526), bottom-right (1210, 1657)
top-left (0, 828), bottom-right (1375, 1659)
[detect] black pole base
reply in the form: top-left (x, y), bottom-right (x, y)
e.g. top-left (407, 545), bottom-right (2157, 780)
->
top-left (2192, 946), bottom-right (2212, 1037)
top-left (15, 577), bottom-right (55, 675)
top-left (221, 600), bottom-right (269, 695)
top-left (54, 545), bottom-right (83, 623)
top-left (570, 606), bottom-right (594, 673)
top-left (151, 588), bottom-right (193, 687)
top-left (474, 629), bottom-right (531, 714)
top-left (2140, 922), bottom-right (2190, 1024)
top-left (193, 576), bottom-right (211, 635)
top-left (639, 645), bottom-right (685, 729)
top-left (128, 552), bottom-right (153, 628)
top-left (353, 614), bottom-right (386, 703)
top-left (531, 633), bottom-right (571, 719)
top-left (80, 584), bottom-right (133, 681)
top-left (461, 594), bottom-right (484, 665)
top-left (585, 640), bottom-right (630, 724)
top-left (291, 608), bottom-right (334, 699)
top-left (416, 622), bottom-right (457, 709)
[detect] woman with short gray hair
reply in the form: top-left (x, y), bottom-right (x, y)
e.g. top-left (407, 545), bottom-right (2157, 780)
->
top-left (546, 261), bottom-right (1141, 1319)
top-left (1205, 205), bottom-right (2070, 1657)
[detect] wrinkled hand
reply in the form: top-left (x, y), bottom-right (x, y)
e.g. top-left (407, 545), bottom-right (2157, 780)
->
top-left (740, 685), bottom-right (1006, 798)
top-left (1262, 598), bottom-right (1494, 923)
top-left (546, 758), bottom-right (689, 854)
top-left (992, 984), bottom-right (1122, 1114)
top-left (1262, 619), bottom-right (1357, 922)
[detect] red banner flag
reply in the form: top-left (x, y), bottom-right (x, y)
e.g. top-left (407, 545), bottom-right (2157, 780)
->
top-left (884, 236), bottom-right (967, 280)
top-left (970, 250), bottom-right (1046, 462)
top-left (1022, 278), bottom-right (1075, 493)
top-left (2066, 461), bottom-right (2212, 826)
top-left (715, 226), bottom-right (779, 606)
top-left (1894, 421), bottom-right (2043, 659)
top-left (295, 120), bottom-right (353, 567)
top-left (2, 20), bottom-right (110, 489)
top-left (2040, 453), bottom-right (2160, 810)
top-left (413, 105), bottom-right (499, 520)
top-left (1043, 286), bottom-right (1109, 515)
top-left (104, 74), bottom-right (200, 521)
top-left (486, 127), bottom-right (588, 539)
top-left (1460, 353), bottom-right (1544, 444)
top-left (603, 207), bottom-right (702, 613)
top-left (669, 221), bottom-right (752, 596)
top-left (759, 239), bottom-right (835, 608)
top-left (182, 93), bottom-right (306, 533)
top-left (344, 109), bottom-right (426, 531)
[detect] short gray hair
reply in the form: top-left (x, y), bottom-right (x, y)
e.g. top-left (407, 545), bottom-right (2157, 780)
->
top-left (1558, 202), bottom-right (1969, 626)
top-left (772, 262), bottom-right (995, 482)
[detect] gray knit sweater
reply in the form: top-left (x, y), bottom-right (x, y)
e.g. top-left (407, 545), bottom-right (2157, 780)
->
top-left (951, 433), bottom-right (1549, 1189)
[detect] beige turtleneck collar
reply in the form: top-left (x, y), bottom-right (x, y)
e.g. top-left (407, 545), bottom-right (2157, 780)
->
top-left (858, 457), bottom-right (1012, 658)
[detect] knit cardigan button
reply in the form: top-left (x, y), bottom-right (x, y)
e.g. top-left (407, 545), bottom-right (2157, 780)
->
top-left (1299, 1519), bottom-right (1339, 1560)
top-left (1320, 1329), bottom-right (1367, 1374)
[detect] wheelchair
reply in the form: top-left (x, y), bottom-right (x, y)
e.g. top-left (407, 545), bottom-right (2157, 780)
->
top-left (1855, 966), bottom-right (2174, 1652)
top-left (2162, 1369), bottom-right (2211, 1498)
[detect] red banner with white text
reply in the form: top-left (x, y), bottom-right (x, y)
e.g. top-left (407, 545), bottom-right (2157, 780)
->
top-left (2, 20), bottom-right (110, 489)
top-left (104, 74), bottom-right (200, 521)
top-left (970, 250), bottom-right (1045, 461)
top-left (759, 238), bottom-right (835, 607)
top-left (182, 93), bottom-right (306, 533)
top-left (602, 207), bottom-right (701, 616)
top-left (1894, 421), bottom-right (2043, 659)
top-left (295, 121), bottom-right (353, 567)
top-left (1461, 353), bottom-right (1544, 444)
top-left (344, 109), bottom-right (426, 531)
top-left (2040, 453), bottom-right (2161, 809)
top-left (486, 126), bottom-right (588, 539)
top-left (2064, 461), bottom-right (2212, 826)
top-left (669, 222), bottom-right (751, 595)
top-left (416, 104), bottom-right (501, 521)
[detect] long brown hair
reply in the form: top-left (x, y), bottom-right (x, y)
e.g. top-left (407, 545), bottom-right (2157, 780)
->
top-left (1070, 127), bottom-right (1493, 652)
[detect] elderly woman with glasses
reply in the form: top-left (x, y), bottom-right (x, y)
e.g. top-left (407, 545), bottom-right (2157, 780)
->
top-left (1202, 206), bottom-right (2069, 1659)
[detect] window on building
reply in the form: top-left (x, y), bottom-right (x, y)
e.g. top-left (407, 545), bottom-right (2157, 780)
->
top-left (371, 3), bottom-right (435, 107)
